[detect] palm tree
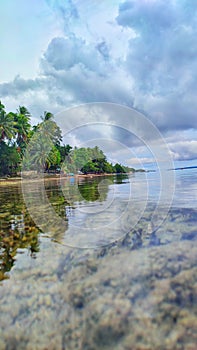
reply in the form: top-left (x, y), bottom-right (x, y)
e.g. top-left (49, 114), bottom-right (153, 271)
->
top-left (39, 111), bottom-right (62, 146)
top-left (14, 106), bottom-right (31, 147)
top-left (41, 111), bottom-right (54, 122)
top-left (28, 135), bottom-right (59, 172)
top-left (0, 101), bottom-right (5, 112)
top-left (0, 102), bottom-right (16, 142)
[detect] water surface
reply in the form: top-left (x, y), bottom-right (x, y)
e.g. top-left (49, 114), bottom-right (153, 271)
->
top-left (0, 169), bottom-right (196, 349)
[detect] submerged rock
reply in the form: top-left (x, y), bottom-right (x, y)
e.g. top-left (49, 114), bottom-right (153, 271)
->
top-left (0, 237), bottom-right (196, 350)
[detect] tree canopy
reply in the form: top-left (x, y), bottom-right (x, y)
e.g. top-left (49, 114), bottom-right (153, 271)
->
top-left (0, 101), bottom-right (134, 177)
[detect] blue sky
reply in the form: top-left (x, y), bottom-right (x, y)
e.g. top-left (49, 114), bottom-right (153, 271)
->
top-left (0, 0), bottom-right (196, 166)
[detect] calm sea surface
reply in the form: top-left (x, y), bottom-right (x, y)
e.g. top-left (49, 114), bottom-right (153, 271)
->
top-left (0, 169), bottom-right (196, 349)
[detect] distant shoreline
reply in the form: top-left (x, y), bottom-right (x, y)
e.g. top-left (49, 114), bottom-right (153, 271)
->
top-left (172, 165), bottom-right (197, 171)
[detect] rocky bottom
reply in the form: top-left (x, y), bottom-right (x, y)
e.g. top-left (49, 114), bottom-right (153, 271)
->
top-left (0, 207), bottom-right (196, 350)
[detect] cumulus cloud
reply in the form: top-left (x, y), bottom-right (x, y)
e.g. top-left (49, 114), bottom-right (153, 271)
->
top-left (41, 35), bottom-right (111, 74)
top-left (0, 0), bottom-right (196, 162)
top-left (117, 0), bottom-right (176, 33)
top-left (0, 75), bottom-right (43, 97)
top-left (169, 140), bottom-right (197, 161)
top-left (96, 41), bottom-right (110, 61)
top-left (0, 31), bottom-right (133, 116)
top-left (116, 0), bottom-right (197, 131)
top-left (37, 30), bottom-right (134, 109)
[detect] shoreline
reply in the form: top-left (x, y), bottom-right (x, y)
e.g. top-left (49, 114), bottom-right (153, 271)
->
top-left (0, 172), bottom-right (131, 186)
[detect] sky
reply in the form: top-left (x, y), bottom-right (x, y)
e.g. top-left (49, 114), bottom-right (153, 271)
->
top-left (0, 0), bottom-right (197, 167)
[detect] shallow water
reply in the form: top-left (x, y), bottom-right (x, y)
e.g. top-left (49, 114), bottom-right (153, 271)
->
top-left (0, 169), bottom-right (196, 349)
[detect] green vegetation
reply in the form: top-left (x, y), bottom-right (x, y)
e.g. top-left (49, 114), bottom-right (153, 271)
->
top-left (63, 146), bottom-right (132, 175)
top-left (0, 100), bottom-right (135, 177)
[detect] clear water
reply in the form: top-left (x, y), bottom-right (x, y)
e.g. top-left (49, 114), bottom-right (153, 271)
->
top-left (0, 169), bottom-right (196, 349)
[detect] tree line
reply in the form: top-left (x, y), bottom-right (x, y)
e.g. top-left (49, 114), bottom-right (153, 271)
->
top-left (0, 101), bottom-right (133, 176)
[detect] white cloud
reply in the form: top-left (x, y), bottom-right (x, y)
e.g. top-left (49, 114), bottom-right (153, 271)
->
top-left (116, 0), bottom-right (197, 131)
top-left (169, 140), bottom-right (197, 161)
top-left (0, 0), bottom-right (196, 161)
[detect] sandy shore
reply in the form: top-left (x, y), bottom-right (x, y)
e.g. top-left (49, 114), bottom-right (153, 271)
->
top-left (0, 172), bottom-right (124, 186)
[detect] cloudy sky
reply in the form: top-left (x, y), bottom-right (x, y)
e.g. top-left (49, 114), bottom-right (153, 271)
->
top-left (0, 0), bottom-right (197, 166)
